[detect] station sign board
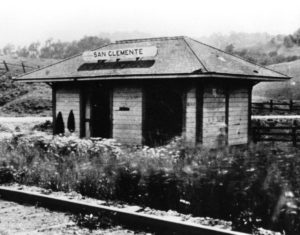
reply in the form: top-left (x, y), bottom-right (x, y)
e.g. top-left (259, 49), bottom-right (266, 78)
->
top-left (82, 46), bottom-right (157, 62)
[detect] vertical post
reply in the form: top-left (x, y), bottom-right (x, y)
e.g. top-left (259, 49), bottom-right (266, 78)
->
top-left (196, 84), bottom-right (203, 144)
top-left (252, 127), bottom-right (256, 143)
top-left (254, 120), bottom-right (262, 143)
top-left (21, 62), bottom-right (26, 73)
top-left (225, 85), bottom-right (229, 145)
top-left (248, 85), bottom-right (253, 143)
top-left (52, 84), bottom-right (56, 135)
top-left (252, 127), bottom-right (258, 143)
top-left (270, 99), bottom-right (273, 112)
top-left (292, 120), bottom-right (297, 147)
top-left (290, 99), bottom-right (293, 112)
top-left (3, 61), bottom-right (9, 72)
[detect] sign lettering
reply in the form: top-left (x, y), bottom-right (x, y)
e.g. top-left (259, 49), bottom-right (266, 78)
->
top-left (82, 46), bottom-right (157, 62)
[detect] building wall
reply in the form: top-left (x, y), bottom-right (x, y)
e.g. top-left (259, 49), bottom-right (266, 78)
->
top-left (52, 81), bottom-right (250, 147)
top-left (202, 85), bottom-right (226, 147)
top-left (55, 84), bottom-right (81, 135)
top-left (228, 87), bottom-right (249, 145)
top-left (185, 87), bottom-right (197, 145)
top-left (112, 87), bottom-right (143, 144)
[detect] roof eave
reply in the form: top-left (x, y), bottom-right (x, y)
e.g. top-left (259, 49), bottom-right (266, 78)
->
top-left (13, 72), bottom-right (290, 83)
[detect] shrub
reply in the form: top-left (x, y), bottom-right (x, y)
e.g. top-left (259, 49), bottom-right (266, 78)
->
top-left (0, 167), bottom-right (15, 184)
top-left (114, 166), bottom-right (143, 204)
top-left (55, 112), bottom-right (64, 135)
top-left (0, 134), bottom-right (300, 233)
top-left (32, 120), bottom-right (52, 132)
top-left (67, 110), bottom-right (75, 132)
top-left (146, 170), bottom-right (180, 211)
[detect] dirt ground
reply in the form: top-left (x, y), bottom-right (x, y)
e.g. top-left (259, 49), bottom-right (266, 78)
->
top-left (0, 199), bottom-right (148, 235)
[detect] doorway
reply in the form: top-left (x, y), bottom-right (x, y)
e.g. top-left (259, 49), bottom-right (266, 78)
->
top-left (90, 85), bottom-right (111, 138)
top-left (144, 83), bottom-right (184, 146)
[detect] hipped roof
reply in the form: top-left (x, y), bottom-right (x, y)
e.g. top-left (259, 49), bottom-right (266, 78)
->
top-left (16, 36), bottom-right (290, 82)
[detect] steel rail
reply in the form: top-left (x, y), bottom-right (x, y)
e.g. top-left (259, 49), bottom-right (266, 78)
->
top-left (0, 186), bottom-right (250, 235)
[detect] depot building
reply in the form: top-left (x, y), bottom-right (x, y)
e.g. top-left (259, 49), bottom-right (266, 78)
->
top-left (16, 36), bottom-right (289, 147)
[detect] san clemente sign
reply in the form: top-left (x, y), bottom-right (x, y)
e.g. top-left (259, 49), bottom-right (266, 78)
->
top-left (82, 46), bottom-right (157, 62)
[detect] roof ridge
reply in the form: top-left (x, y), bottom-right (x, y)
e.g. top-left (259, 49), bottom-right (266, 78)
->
top-left (183, 37), bottom-right (209, 72)
top-left (15, 42), bottom-right (112, 79)
top-left (116, 36), bottom-right (185, 44)
top-left (187, 37), bottom-right (289, 78)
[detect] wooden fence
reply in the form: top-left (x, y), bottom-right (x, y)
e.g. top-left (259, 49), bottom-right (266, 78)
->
top-left (252, 125), bottom-right (300, 146)
top-left (0, 60), bottom-right (39, 75)
top-left (252, 99), bottom-right (300, 113)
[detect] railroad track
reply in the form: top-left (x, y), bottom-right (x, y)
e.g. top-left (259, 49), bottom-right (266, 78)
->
top-left (0, 186), bottom-right (250, 235)
top-left (0, 199), bottom-right (143, 235)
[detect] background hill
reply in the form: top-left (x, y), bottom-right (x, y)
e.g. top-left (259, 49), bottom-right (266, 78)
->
top-left (200, 30), bottom-right (300, 101)
top-left (199, 30), bottom-right (300, 66)
top-left (0, 56), bottom-right (57, 116)
top-left (0, 35), bottom-right (113, 116)
top-left (253, 60), bottom-right (300, 101)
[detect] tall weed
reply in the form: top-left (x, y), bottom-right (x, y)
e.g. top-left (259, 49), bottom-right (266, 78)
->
top-left (0, 133), bottom-right (300, 233)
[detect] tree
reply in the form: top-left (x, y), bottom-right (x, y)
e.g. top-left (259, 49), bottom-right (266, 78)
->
top-left (39, 36), bottom-right (111, 59)
top-left (63, 41), bottom-right (80, 58)
top-left (293, 28), bottom-right (300, 46)
top-left (40, 39), bottom-right (68, 59)
top-left (77, 36), bottom-right (110, 52)
top-left (268, 51), bottom-right (278, 57)
top-left (16, 46), bottom-right (29, 57)
top-left (283, 35), bottom-right (294, 48)
top-left (28, 41), bottom-right (40, 58)
top-left (225, 44), bottom-right (235, 53)
top-left (3, 44), bottom-right (15, 55)
top-left (236, 49), bottom-right (248, 57)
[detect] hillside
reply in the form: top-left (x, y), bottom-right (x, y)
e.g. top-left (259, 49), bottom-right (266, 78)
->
top-left (0, 56), bottom-right (57, 116)
top-left (199, 32), bottom-right (300, 66)
top-left (199, 32), bottom-right (273, 50)
top-left (253, 59), bottom-right (300, 100)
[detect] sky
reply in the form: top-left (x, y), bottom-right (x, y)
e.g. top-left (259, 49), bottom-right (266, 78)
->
top-left (1, 0), bottom-right (300, 47)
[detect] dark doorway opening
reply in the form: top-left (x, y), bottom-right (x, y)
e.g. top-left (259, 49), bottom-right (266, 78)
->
top-left (144, 83), bottom-right (184, 146)
top-left (90, 85), bottom-right (111, 138)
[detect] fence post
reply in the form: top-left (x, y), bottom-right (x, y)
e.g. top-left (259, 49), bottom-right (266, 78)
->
top-left (270, 99), bottom-right (273, 112)
top-left (252, 127), bottom-right (257, 143)
top-left (290, 99), bottom-right (293, 112)
top-left (252, 123), bottom-right (261, 143)
top-left (21, 62), bottom-right (26, 73)
top-left (292, 121), bottom-right (297, 147)
top-left (3, 60), bottom-right (9, 72)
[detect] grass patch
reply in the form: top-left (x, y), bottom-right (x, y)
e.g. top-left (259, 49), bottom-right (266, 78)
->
top-left (0, 73), bottom-right (52, 116)
top-left (1, 96), bottom-right (51, 115)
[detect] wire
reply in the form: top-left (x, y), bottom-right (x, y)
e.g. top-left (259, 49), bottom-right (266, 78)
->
top-left (4, 62), bottom-right (38, 69)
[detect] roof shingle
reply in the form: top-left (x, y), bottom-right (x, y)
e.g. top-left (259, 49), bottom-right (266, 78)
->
top-left (16, 36), bottom-right (289, 82)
